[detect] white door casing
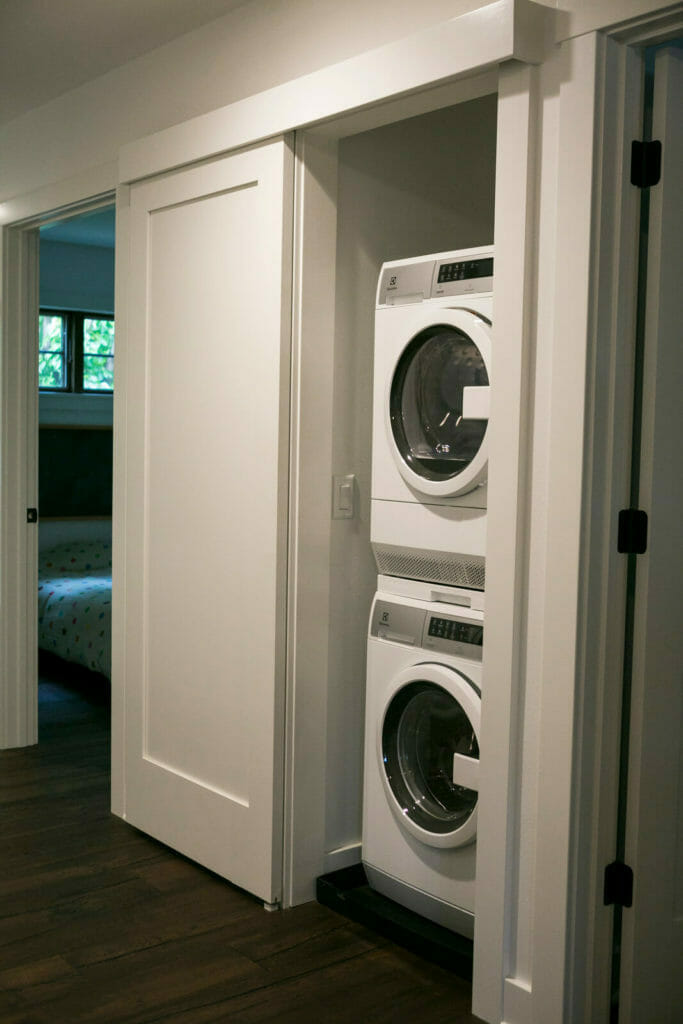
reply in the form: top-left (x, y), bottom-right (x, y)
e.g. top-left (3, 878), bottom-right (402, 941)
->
top-left (113, 137), bottom-right (294, 904)
top-left (1, 193), bottom-right (119, 752)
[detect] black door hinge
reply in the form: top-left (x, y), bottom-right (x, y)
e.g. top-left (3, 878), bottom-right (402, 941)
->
top-left (604, 860), bottom-right (633, 907)
top-left (630, 140), bottom-right (662, 188)
top-left (617, 508), bottom-right (648, 554)
top-left (26, 507), bottom-right (38, 524)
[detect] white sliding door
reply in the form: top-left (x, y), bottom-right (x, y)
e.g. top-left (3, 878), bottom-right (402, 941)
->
top-left (114, 138), bottom-right (293, 904)
top-left (620, 46), bottom-right (683, 1024)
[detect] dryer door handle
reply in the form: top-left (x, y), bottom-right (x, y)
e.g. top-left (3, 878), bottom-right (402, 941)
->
top-left (453, 752), bottom-right (479, 792)
top-left (461, 384), bottom-right (490, 420)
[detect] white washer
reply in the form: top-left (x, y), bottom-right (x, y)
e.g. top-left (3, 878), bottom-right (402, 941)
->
top-left (372, 245), bottom-right (493, 590)
top-left (362, 575), bottom-right (483, 938)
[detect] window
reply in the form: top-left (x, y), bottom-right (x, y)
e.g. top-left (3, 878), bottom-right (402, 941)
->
top-left (38, 310), bottom-right (114, 392)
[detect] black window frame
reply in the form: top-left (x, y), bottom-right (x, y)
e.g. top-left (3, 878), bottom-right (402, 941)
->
top-left (38, 308), bottom-right (115, 394)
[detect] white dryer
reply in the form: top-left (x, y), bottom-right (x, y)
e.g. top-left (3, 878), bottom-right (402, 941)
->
top-left (362, 576), bottom-right (483, 938)
top-left (371, 246), bottom-right (493, 590)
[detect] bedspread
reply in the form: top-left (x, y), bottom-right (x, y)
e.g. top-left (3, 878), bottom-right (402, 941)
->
top-left (38, 540), bottom-right (112, 679)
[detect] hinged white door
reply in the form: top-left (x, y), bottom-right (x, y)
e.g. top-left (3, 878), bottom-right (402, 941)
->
top-left (620, 46), bottom-right (683, 1024)
top-left (114, 137), bottom-right (293, 904)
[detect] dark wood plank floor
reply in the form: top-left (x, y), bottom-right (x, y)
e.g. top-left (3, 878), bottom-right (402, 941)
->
top-left (0, 660), bottom-right (483, 1023)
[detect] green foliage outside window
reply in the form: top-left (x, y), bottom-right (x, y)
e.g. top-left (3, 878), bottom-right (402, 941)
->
top-left (39, 314), bottom-right (66, 388)
top-left (83, 318), bottom-right (115, 391)
top-left (39, 311), bottom-right (114, 392)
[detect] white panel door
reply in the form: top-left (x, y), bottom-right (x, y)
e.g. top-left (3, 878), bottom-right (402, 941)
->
top-left (116, 138), bottom-right (293, 904)
top-left (620, 47), bottom-right (683, 1024)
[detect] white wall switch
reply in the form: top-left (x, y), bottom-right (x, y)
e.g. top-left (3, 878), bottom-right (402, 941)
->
top-left (332, 474), bottom-right (356, 519)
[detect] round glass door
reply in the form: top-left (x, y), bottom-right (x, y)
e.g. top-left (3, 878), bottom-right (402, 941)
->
top-left (381, 680), bottom-right (479, 838)
top-left (389, 323), bottom-right (489, 484)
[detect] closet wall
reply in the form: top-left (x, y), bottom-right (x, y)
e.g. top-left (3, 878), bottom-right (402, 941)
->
top-left (325, 93), bottom-right (497, 857)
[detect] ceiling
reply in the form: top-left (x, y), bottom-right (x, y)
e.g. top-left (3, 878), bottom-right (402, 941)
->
top-left (40, 206), bottom-right (116, 248)
top-left (0, 0), bottom-right (252, 126)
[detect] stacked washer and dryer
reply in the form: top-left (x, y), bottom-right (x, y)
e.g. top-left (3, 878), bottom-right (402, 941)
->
top-left (362, 246), bottom-right (493, 939)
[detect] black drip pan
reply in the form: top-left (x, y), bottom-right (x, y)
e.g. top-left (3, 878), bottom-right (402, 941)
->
top-left (316, 863), bottom-right (473, 980)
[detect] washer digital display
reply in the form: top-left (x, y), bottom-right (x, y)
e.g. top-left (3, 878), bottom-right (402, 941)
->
top-left (437, 258), bottom-right (493, 284)
top-left (428, 617), bottom-right (483, 647)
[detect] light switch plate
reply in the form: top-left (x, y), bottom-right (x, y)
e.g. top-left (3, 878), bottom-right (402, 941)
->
top-left (332, 474), bottom-right (356, 519)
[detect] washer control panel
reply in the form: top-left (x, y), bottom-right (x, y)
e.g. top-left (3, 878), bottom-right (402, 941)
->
top-left (371, 599), bottom-right (483, 660)
top-left (432, 255), bottom-right (493, 298)
top-left (423, 611), bottom-right (483, 659)
top-left (371, 600), bottom-right (424, 647)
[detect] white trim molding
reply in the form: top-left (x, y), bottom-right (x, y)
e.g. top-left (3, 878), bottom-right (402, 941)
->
top-left (0, 167), bottom-right (118, 230)
top-left (472, 58), bottom-right (541, 1024)
top-left (528, 32), bottom-right (606, 1024)
top-left (282, 132), bottom-right (338, 907)
top-left (119, 0), bottom-right (553, 185)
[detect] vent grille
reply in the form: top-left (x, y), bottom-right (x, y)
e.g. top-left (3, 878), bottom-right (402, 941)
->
top-left (373, 543), bottom-right (485, 591)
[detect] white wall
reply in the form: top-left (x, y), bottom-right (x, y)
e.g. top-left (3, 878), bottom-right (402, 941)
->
top-left (39, 518), bottom-right (112, 552)
top-left (39, 392), bottom-right (113, 427)
top-left (325, 95), bottom-right (497, 856)
top-left (40, 240), bottom-right (115, 313)
top-left (0, 0), bottom-right (668, 210)
top-left (0, 0), bottom-right (669, 213)
top-left (0, 0), bottom-right (481, 206)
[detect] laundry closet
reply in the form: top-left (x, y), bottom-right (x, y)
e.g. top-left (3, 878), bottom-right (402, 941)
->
top-left (318, 88), bottom-right (497, 872)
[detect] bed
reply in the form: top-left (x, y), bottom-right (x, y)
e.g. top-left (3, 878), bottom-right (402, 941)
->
top-left (38, 538), bottom-right (112, 679)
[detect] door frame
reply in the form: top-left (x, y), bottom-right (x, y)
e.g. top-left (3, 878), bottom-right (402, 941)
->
top-left (1, 191), bottom-right (116, 749)
top-left (284, 66), bottom-right (500, 908)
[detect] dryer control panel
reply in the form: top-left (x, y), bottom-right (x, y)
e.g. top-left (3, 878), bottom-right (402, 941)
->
top-left (376, 246), bottom-right (494, 306)
top-left (432, 255), bottom-right (493, 298)
top-left (371, 599), bottom-right (483, 660)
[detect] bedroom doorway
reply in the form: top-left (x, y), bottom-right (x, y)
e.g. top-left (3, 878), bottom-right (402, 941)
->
top-left (36, 204), bottom-right (115, 743)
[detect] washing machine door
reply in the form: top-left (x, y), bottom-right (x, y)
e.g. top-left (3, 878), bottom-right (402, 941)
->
top-left (378, 663), bottom-right (480, 849)
top-left (387, 309), bottom-right (491, 497)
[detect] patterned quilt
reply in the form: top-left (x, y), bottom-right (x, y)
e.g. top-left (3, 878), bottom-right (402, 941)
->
top-left (38, 539), bottom-right (112, 679)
